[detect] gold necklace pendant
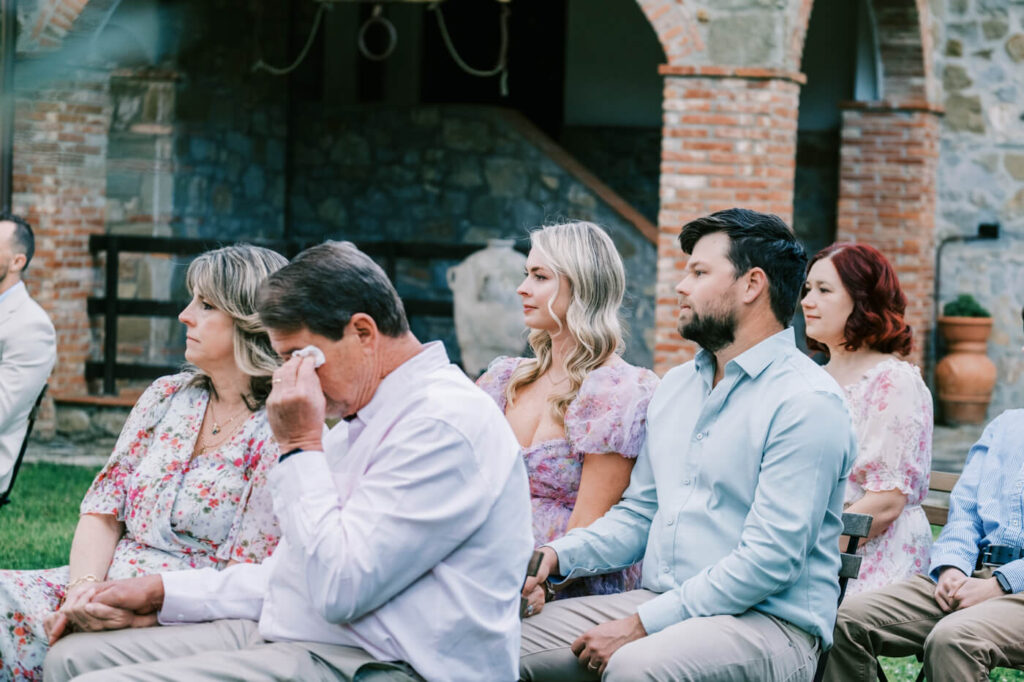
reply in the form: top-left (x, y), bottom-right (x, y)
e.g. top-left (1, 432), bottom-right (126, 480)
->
top-left (211, 423), bottom-right (221, 435)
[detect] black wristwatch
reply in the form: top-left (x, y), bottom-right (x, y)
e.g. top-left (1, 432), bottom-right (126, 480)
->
top-left (994, 570), bottom-right (1013, 594)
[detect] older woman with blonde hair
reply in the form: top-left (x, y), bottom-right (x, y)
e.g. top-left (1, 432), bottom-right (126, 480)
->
top-left (477, 222), bottom-right (658, 618)
top-left (0, 244), bottom-right (287, 680)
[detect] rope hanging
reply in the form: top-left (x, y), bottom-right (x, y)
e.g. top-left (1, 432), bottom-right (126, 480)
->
top-left (428, 1), bottom-right (511, 96)
top-left (251, 0), bottom-right (511, 97)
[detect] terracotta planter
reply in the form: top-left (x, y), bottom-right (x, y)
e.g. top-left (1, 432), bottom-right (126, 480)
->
top-left (935, 316), bottom-right (996, 425)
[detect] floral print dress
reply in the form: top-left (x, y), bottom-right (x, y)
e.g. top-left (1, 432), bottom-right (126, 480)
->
top-left (0, 373), bottom-right (281, 681)
top-left (843, 357), bottom-right (933, 596)
top-left (477, 357), bottom-right (658, 598)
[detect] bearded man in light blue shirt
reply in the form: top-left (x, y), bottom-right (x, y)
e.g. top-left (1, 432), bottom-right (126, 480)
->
top-left (520, 208), bottom-right (856, 682)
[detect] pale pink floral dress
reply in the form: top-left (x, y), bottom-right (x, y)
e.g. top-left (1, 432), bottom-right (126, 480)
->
top-left (0, 373), bottom-right (281, 681)
top-left (843, 358), bottom-right (933, 596)
top-left (477, 357), bottom-right (658, 598)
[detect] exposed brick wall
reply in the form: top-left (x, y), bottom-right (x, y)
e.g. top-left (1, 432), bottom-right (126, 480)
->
top-left (17, 0), bottom-right (90, 52)
top-left (654, 68), bottom-right (803, 374)
top-left (12, 77), bottom-right (111, 405)
top-left (835, 104), bottom-right (941, 370)
top-left (634, 0), bottom-right (704, 65)
top-left (871, 0), bottom-right (931, 103)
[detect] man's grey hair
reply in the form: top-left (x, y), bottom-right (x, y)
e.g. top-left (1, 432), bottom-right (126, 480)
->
top-left (257, 241), bottom-right (409, 339)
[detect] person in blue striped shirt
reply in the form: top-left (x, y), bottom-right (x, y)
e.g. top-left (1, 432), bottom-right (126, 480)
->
top-left (825, 307), bottom-right (1024, 682)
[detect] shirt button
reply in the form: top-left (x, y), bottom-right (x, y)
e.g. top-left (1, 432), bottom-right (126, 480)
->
top-left (666, 518), bottom-right (675, 526)
top-left (1014, 520), bottom-right (1020, 527)
top-left (662, 565), bottom-right (670, 573)
top-left (682, 478), bottom-right (691, 485)
top-left (696, 433), bottom-right (704, 440)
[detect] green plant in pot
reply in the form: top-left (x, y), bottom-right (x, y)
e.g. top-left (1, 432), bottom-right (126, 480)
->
top-left (936, 293), bottom-right (995, 425)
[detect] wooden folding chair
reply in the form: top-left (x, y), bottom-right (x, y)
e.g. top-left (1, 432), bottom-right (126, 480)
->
top-left (813, 511), bottom-right (873, 682)
top-left (0, 384), bottom-right (48, 509)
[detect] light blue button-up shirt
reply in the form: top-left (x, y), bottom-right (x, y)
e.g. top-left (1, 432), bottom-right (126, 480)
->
top-left (547, 328), bottom-right (856, 648)
top-left (929, 410), bottom-right (1024, 591)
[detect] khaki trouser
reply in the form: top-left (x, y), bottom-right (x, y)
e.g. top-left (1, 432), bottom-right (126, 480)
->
top-left (824, 569), bottom-right (1024, 682)
top-left (42, 619), bottom-right (421, 682)
top-left (520, 589), bottom-right (819, 682)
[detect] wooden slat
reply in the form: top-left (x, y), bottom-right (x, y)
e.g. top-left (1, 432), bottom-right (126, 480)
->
top-left (928, 471), bottom-right (960, 494)
top-left (924, 471), bottom-right (961, 527)
top-left (842, 512), bottom-right (873, 539)
top-left (924, 504), bottom-right (950, 526)
top-left (840, 553), bottom-right (863, 580)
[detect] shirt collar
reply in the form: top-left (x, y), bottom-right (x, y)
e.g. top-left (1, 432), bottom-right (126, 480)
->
top-left (694, 327), bottom-right (795, 381)
top-left (0, 280), bottom-right (25, 307)
top-left (353, 341), bottom-right (451, 425)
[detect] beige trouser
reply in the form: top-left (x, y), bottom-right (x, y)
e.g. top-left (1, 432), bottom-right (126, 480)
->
top-left (824, 569), bottom-right (1024, 682)
top-left (520, 589), bottom-right (819, 682)
top-left (42, 619), bottom-right (421, 682)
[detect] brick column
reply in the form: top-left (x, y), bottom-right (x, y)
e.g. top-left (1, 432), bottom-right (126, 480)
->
top-left (13, 77), bottom-right (111, 404)
top-left (836, 102), bottom-right (941, 370)
top-left (654, 67), bottom-right (804, 375)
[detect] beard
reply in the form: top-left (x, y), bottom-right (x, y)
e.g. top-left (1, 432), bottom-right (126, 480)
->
top-left (678, 307), bottom-right (737, 353)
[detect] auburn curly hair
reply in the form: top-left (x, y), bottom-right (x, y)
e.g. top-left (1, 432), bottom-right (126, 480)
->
top-left (804, 243), bottom-right (913, 357)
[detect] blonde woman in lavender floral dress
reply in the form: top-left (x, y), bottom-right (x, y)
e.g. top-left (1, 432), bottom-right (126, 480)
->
top-left (477, 222), bottom-right (658, 618)
top-left (801, 242), bottom-right (933, 596)
top-left (0, 245), bottom-right (287, 681)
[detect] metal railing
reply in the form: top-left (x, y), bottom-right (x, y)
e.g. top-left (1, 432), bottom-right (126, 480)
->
top-left (88, 234), bottom-right (525, 394)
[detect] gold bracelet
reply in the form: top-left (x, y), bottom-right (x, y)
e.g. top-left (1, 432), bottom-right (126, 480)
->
top-left (66, 574), bottom-right (98, 591)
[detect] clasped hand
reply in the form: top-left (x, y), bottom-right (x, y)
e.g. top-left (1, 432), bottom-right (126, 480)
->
top-left (934, 567), bottom-right (1005, 612)
top-left (44, 575), bottom-right (164, 645)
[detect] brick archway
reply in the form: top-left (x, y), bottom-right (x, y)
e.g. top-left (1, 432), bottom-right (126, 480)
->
top-left (633, 0), bottom-right (704, 65)
top-left (16, 0), bottom-right (91, 53)
top-left (637, 0), bottom-right (806, 373)
top-left (831, 0), bottom-right (940, 369)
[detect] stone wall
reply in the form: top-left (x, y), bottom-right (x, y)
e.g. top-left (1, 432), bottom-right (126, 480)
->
top-left (559, 126), bottom-right (661, 226)
top-left (933, 0), bottom-right (1024, 416)
top-left (288, 105), bottom-right (657, 369)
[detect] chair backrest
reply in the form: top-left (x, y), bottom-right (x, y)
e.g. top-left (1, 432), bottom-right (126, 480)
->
top-left (923, 471), bottom-right (960, 527)
top-left (813, 511), bottom-right (874, 682)
top-left (0, 384), bottom-right (48, 509)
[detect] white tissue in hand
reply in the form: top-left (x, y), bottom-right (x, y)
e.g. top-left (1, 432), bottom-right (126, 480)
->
top-left (292, 345), bottom-right (326, 368)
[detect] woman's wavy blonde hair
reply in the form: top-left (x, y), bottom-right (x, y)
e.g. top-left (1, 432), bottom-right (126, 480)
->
top-left (505, 222), bottom-right (625, 424)
top-left (185, 244), bottom-right (288, 408)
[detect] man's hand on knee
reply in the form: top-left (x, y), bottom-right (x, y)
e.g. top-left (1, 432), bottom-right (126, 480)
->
top-left (934, 567), bottom-right (968, 612)
top-left (570, 613), bottom-right (647, 676)
top-left (950, 576), bottom-right (1005, 610)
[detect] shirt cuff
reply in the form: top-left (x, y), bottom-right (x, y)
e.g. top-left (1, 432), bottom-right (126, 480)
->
top-left (158, 568), bottom-right (220, 624)
top-left (929, 554), bottom-right (976, 582)
top-left (543, 536), bottom-right (588, 582)
top-left (635, 590), bottom-right (681, 635)
top-left (994, 560), bottom-right (1024, 593)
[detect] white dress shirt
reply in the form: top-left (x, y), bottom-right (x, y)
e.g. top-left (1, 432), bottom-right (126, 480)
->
top-left (160, 342), bottom-right (534, 682)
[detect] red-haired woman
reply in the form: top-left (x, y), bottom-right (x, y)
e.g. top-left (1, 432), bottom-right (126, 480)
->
top-left (801, 242), bottom-right (933, 596)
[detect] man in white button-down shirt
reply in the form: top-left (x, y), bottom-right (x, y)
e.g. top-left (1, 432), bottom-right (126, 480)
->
top-left (44, 242), bottom-right (534, 682)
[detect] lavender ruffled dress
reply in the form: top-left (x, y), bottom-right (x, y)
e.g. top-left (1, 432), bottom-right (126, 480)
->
top-left (477, 357), bottom-right (658, 598)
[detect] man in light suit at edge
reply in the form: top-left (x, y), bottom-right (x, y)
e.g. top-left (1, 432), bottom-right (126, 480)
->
top-left (0, 212), bottom-right (55, 495)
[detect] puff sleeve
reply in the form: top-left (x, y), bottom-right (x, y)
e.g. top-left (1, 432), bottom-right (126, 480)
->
top-left (564, 363), bottom-right (659, 459)
top-left (80, 373), bottom-right (190, 519)
top-left (848, 362), bottom-right (933, 505)
top-left (474, 356), bottom-right (523, 412)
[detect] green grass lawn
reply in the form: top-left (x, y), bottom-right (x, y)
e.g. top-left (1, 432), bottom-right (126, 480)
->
top-left (1, 463), bottom-right (1022, 680)
top-left (0, 462), bottom-right (101, 569)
